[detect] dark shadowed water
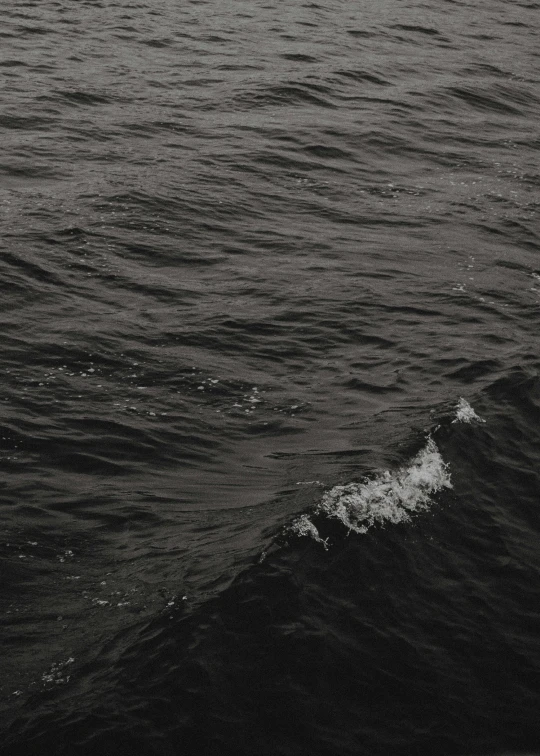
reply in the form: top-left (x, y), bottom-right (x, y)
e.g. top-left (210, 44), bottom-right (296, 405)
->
top-left (1, 0), bottom-right (540, 753)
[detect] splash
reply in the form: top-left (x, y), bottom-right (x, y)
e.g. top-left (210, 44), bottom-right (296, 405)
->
top-left (453, 397), bottom-right (485, 424)
top-left (290, 438), bottom-right (451, 544)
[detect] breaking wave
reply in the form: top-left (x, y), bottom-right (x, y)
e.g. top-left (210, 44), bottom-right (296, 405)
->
top-left (453, 397), bottom-right (486, 424)
top-left (291, 436), bottom-right (452, 544)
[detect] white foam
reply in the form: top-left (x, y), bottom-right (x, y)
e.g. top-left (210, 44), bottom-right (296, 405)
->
top-left (453, 397), bottom-right (485, 424)
top-left (290, 438), bottom-right (451, 544)
top-left (290, 513), bottom-right (329, 549)
top-left (41, 657), bottom-right (75, 686)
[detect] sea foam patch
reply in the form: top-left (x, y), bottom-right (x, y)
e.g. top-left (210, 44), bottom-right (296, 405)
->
top-left (289, 514), bottom-right (329, 549)
top-left (453, 397), bottom-right (485, 424)
top-left (290, 438), bottom-right (451, 544)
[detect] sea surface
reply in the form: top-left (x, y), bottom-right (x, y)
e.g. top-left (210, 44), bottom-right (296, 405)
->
top-left (1, 0), bottom-right (540, 753)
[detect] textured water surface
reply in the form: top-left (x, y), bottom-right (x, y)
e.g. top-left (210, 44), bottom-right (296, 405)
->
top-left (1, 0), bottom-right (540, 753)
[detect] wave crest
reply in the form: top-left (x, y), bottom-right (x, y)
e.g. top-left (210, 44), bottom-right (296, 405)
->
top-left (453, 397), bottom-right (486, 424)
top-left (291, 438), bottom-right (451, 544)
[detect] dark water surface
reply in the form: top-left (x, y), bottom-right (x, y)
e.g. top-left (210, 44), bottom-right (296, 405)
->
top-left (2, 0), bottom-right (540, 753)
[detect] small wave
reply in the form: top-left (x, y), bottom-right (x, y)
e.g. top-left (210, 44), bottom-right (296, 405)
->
top-left (453, 397), bottom-right (486, 424)
top-left (291, 438), bottom-right (451, 544)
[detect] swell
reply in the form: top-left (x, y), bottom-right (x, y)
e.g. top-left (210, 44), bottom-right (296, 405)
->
top-left (5, 374), bottom-right (540, 755)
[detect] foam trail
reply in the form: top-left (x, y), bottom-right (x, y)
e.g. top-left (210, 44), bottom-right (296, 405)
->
top-left (453, 397), bottom-right (486, 424)
top-left (291, 438), bottom-right (451, 544)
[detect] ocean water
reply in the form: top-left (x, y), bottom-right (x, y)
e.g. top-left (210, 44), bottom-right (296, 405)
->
top-left (1, 0), bottom-right (540, 753)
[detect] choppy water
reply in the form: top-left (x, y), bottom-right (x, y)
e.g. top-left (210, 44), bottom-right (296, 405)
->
top-left (2, 0), bottom-right (540, 753)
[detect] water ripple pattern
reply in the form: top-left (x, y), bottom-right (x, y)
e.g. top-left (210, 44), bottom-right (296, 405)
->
top-left (2, 0), bottom-right (540, 754)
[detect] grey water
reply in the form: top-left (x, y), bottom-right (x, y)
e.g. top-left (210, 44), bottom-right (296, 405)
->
top-left (2, 0), bottom-right (540, 753)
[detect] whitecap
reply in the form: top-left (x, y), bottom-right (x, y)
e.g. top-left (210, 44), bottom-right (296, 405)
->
top-left (290, 438), bottom-right (451, 544)
top-left (289, 513), bottom-right (329, 549)
top-left (453, 397), bottom-right (485, 424)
